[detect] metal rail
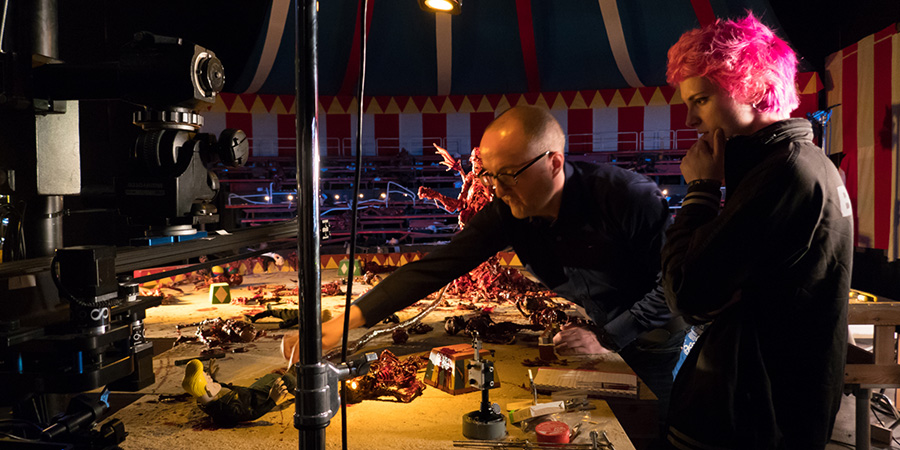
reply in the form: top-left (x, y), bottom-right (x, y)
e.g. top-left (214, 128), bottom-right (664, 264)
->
top-left (0, 220), bottom-right (298, 278)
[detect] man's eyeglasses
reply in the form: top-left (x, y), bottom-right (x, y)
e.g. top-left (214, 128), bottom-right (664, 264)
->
top-left (477, 151), bottom-right (551, 189)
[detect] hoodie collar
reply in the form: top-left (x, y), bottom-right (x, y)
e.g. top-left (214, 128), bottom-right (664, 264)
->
top-left (724, 118), bottom-right (813, 194)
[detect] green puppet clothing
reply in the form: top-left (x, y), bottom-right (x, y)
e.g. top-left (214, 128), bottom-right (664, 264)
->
top-left (199, 372), bottom-right (296, 427)
top-left (247, 308), bottom-right (299, 328)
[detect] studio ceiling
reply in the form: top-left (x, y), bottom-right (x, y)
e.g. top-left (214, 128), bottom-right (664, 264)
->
top-left (58, 0), bottom-right (900, 97)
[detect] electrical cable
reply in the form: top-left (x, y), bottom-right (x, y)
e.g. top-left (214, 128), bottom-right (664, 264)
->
top-left (49, 254), bottom-right (118, 309)
top-left (873, 405), bottom-right (887, 426)
top-left (324, 285), bottom-right (448, 361)
top-left (0, 430), bottom-right (39, 441)
top-left (0, 398), bottom-right (52, 443)
top-left (0, 419), bottom-right (44, 434)
top-left (870, 399), bottom-right (900, 448)
top-left (340, 0), bottom-right (368, 448)
top-left (872, 389), bottom-right (900, 419)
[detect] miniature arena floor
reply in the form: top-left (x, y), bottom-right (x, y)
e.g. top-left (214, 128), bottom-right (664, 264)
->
top-left (109, 269), bottom-right (642, 450)
top-left (104, 268), bottom-right (893, 450)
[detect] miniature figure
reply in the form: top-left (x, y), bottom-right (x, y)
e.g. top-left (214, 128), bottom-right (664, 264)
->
top-left (181, 359), bottom-right (294, 427)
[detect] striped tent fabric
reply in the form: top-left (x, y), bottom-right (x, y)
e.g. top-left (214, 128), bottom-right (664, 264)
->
top-left (825, 24), bottom-right (900, 261)
top-left (200, 73), bottom-right (821, 159)
top-left (231, 0), bottom-right (781, 97)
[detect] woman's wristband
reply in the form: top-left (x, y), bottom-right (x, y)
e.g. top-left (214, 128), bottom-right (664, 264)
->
top-left (687, 178), bottom-right (722, 189)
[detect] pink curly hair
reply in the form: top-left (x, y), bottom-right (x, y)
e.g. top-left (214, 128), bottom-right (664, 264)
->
top-left (666, 13), bottom-right (799, 116)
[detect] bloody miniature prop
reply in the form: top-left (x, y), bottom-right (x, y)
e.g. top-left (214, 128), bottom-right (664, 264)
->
top-left (391, 328), bottom-right (409, 344)
top-left (343, 350), bottom-right (428, 404)
top-left (231, 284), bottom-right (295, 306)
top-left (444, 254), bottom-right (554, 303)
top-left (419, 145), bottom-right (556, 303)
top-left (362, 260), bottom-right (399, 275)
top-left (175, 318), bottom-right (264, 349)
top-left (443, 311), bottom-right (544, 344)
top-left (390, 322), bottom-right (434, 344)
top-left (417, 144), bottom-right (492, 228)
top-left (515, 296), bottom-right (575, 328)
top-left (321, 280), bottom-right (344, 296)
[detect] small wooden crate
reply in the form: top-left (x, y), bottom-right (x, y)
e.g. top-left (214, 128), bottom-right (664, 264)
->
top-left (423, 343), bottom-right (500, 395)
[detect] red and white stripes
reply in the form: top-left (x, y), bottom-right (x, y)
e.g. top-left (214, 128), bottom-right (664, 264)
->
top-left (826, 24), bottom-right (900, 260)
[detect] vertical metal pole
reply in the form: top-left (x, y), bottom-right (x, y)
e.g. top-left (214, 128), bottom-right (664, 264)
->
top-left (294, 0), bottom-right (325, 449)
top-left (26, 195), bottom-right (64, 257)
top-left (31, 0), bottom-right (56, 57)
top-left (26, 0), bottom-right (64, 258)
top-left (856, 387), bottom-right (870, 450)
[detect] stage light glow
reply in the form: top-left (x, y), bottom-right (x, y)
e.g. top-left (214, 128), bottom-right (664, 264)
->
top-left (418, 0), bottom-right (461, 15)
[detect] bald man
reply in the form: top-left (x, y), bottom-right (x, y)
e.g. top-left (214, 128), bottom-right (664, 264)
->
top-left (293, 105), bottom-right (686, 430)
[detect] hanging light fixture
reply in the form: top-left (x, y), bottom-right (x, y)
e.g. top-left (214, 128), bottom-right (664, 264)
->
top-left (418, 0), bottom-right (462, 15)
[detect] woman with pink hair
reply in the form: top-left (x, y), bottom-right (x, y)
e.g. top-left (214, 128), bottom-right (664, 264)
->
top-left (661, 13), bottom-right (853, 449)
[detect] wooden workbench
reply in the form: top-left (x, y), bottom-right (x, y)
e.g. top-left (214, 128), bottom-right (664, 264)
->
top-left (844, 294), bottom-right (900, 449)
top-left (323, 343), bottom-right (636, 450)
top-left (112, 269), bottom-right (639, 450)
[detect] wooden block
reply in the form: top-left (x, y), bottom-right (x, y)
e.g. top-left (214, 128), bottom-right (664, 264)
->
top-left (209, 282), bottom-right (231, 304)
top-left (871, 424), bottom-right (892, 446)
top-left (424, 343), bottom-right (476, 395)
top-left (423, 343), bottom-right (500, 395)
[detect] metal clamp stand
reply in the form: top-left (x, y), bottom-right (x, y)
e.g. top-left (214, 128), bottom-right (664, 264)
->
top-left (293, 352), bottom-right (378, 432)
top-left (807, 104), bottom-right (840, 154)
top-left (462, 332), bottom-right (506, 440)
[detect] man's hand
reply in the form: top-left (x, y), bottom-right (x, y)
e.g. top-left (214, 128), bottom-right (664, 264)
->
top-left (268, 378), bottom-right (288, 403)
top-left (680, 128), bottom-right (725, 184)
top-left (281, 332), bottom-right (299, 368)
top-left (279, 306), bottom-right (367, 369)
top-left (552, 323), bottom-right (613, 355)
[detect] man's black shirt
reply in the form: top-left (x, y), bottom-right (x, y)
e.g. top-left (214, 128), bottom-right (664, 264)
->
top-left (354, 161), bottom-right (674, 351)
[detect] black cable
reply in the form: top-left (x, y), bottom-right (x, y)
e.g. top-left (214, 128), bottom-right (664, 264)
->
top-left (0, 430), bottom-right (40, 441)
top-left (0, 419), bottom-right (44, 434)
top-left (872, 390), bottom-right (898, 417)
top-left (340, 0), bottom-right (368, 449)
top-left (49, 254), bottom-right (118, 309)
top-left (873, 404), bottom-right (887, 426)
top-left (869, 399), bottom-right (900, 448)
